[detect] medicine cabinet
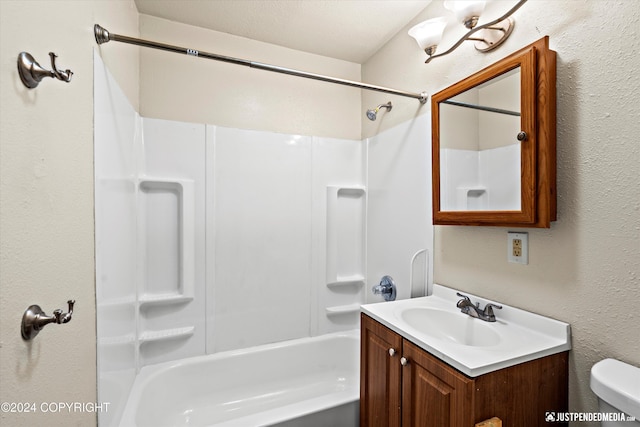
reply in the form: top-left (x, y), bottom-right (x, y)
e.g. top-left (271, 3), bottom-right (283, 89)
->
top-left (431, 37), bottom-right (556, 227)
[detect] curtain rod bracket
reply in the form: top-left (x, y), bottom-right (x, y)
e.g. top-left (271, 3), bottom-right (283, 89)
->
top-left (95, 24), bottom-right (110, 45)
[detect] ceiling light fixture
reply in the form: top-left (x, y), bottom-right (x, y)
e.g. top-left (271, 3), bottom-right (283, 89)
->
top-left (408, 0), bottom-right (527, 63)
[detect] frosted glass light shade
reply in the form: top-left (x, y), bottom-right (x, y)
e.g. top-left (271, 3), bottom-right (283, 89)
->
top-left (443, 0), bottom-right (486, 25)
top-left (408, 17), bottom-right (448, 51)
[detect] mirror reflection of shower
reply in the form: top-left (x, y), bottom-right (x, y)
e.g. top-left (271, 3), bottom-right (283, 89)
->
top-left (366, 101), bottom-right (392, 121)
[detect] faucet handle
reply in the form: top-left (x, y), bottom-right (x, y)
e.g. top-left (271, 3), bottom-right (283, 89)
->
top-left (372, 276), bottom-right (397, 301)
top-left (482, 303), bottom-right (502, 320)
top-left (455, 292), bottom-right (472, 307)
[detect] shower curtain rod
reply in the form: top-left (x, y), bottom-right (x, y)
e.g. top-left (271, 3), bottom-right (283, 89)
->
top-left (442, 100), bottom-right (520, 117)
top-left (94, 25), bottom-right (428, 104)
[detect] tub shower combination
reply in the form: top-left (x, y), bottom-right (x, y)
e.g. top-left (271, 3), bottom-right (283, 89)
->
top-left (121, 331), bottom-right (360, 427)
top-left (95, 24), bottom-right (429, 427)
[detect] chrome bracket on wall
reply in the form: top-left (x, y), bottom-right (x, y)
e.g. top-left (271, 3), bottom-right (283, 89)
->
top-left (17, 52), bottom-right (73, 89)
top-left (21, 300), bottom-right (75, 340)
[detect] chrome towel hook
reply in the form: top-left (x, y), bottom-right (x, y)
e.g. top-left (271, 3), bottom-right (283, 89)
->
top-left (17, 52), bottom-right (73, 89)
top-left (21, 300), bottom-right (75, 340)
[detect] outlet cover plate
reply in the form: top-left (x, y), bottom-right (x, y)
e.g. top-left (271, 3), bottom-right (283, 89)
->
top-left (508, 232), bottom-right (528, 264)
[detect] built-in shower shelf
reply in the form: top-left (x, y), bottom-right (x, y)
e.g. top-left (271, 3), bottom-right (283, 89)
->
top-left (327, 275), bottom-right (365, 288)
top-left (325, 185), bottom-right (366, 287)
top-left (325, 304), bottom-right (361, 316)
top-left (139, 177), bottom-right (195, 302)
top-left (139, 326), bottom-right (195, 343)
top-left (98, 296), bottom-right (136, 308)
top-left (139, 294), bottom-right (194, 307)
top-left (99, 334), bottom-right (136, 346)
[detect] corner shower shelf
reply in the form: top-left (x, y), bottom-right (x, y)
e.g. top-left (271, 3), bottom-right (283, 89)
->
top-left (139, 326), bottom-right (195, 343)
top-left (98, 296), bottom-right (136, 308)
top-left (99, 334), bottom-right (136, 347)
top-left (325, 304), bottom-right (361, 316)
top-left (327, 275), bottom-right (365, 288)
top-left (139, 294), bottom-right (194, 307)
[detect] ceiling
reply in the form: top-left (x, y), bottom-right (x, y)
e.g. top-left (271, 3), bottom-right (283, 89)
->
top-left (134, 0), bottom-right (431, 64)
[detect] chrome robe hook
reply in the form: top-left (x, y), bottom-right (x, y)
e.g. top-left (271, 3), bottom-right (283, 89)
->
top-left (17, 52), bottom-right (73, 89)
top-left (21, 300), bottom-right (75, 340)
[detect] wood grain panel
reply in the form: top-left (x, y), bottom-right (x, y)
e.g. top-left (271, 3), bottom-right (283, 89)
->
top-left (361, 313), bottom-right (403, 427)
top-left (360, 315), bottom-right (568, 427)
top-left (402, 339), bottom-right (474, 427)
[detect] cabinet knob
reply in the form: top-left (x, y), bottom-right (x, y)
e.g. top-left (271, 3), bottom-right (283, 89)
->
top-left (517, 131), bottom-right (528, 141)
top-left (388, 348), bottom-right (396, 357)
top-left (400, 357), bottom-right (409, 366)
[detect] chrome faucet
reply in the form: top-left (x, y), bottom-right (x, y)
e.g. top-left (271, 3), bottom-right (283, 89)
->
top-left (456, 292), bottom-right (501, 322)
top-left (372, 275), bottom-right (397, 301)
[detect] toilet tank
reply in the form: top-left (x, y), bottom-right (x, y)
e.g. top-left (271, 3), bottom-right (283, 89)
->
top-left (591, 358), bottom-right (640, 425)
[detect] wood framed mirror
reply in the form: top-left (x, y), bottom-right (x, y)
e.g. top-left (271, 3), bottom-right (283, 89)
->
top-left (432, 37), bottom-right (556, 227)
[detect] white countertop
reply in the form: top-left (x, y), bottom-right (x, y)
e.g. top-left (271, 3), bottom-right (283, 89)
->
top-left (361, 284), bottom-right (571, 377)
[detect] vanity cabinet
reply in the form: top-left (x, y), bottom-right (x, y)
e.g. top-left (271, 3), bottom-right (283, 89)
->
top-left (360, 314), bottom-right (569, 427)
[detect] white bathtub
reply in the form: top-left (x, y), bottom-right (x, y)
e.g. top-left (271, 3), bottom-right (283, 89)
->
top-left (119, 330), bottom-right (360, 427)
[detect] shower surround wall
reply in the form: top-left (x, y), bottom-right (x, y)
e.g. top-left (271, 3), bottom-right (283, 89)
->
top-left (208, 127), bottom-right (366, 352)
top-left (95, 52), bottom-right (140, 427)
top-left (95, 55), bottom-right (374, 426)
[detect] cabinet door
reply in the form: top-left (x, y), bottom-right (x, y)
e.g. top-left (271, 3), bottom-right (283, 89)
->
top-left (361, 314), bottom-right (403, 427)
top-left (401, 340), bottom-right (474, 427)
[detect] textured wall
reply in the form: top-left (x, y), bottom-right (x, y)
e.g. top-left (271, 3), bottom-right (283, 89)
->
top-left (363, 0), bottom-right (640, 423)
top-left (0, 1), bottom-right (138, 426)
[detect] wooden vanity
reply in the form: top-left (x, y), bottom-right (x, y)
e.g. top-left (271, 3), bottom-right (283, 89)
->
top-left (360, 313), bottom-right (569, 427)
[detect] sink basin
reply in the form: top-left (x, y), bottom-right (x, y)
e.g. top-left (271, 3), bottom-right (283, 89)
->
top-left (360, 284), bottom-right (571, 377)
top-left (400, 307), bottom-right (501, 347)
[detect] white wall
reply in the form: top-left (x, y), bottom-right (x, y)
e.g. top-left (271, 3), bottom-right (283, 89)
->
top-left (0, 1), bottom-right (139, 426)
top-left (132, 10), bottom-right (428, 348)
top-left (366, 114), bottom-right (433, 303)
top-left (209, 128), bottom-right (366, 351)
top-left (95, 56), bottom-right (368, 421)
top-left (93, 6), bottom-right (423, 425)
top-left (94, 52), bottom-right (140, 427)
top-left (363, 0), bottom-right (640, 423)
top-left (138, 14), bottom-right (362, 141)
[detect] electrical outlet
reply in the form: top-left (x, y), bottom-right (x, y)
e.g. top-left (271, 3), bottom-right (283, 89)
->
top-left (513, 238), bottom-right (522, 257)
top-left (508, 232), bottom-right (528, 264)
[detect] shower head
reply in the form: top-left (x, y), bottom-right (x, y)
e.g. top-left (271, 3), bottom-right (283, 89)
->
top-left (366, 102), bottom-right (393, 121)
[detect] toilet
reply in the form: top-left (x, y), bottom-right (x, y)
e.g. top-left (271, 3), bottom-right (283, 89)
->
top-left (590, 358), bottom-right (640, 426)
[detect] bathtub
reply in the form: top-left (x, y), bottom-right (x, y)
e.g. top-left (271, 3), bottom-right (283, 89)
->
top-left (119, 330), bottom-right (360, 427)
